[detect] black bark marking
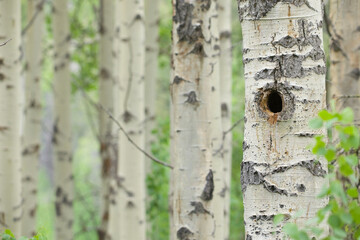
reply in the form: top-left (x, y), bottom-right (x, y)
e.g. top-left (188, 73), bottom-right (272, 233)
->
top-left (296, 184), bottom-right (306, 192)
top-left (184, 91), bottom-right (200, 105)
top-left (250, 214), bottom-right (275, 221)
top-left (177, 227), bottom-right (194, 240)
top-left (173, 76), bottom-right (186, 84)
top-left (122, 111), bottom-right (133, 123)
top-left (189, 42), bottom-right (207, 56)
top-left (349, 68), bottom-right (360, 80)
top-left (221, 103), bottom-right (229, 117)
top-left (173, 0), bottom-right (204, 43)
top-left (189, 202), bottom-right (211, 215)
top-left (201, 170), bottom-right (214, 201)
top-left (241, 0), bottom-right (316, 20)
top-left (241, 160), bottom-right (326, 194)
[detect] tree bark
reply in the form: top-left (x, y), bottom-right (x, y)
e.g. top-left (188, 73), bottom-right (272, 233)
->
top-left (238, 1), bottom-right (328, 238)
top-left (329, 0), bottom-right (360, 119)
top-left (22, 0), bottom-right (44, 236)
top-left (145, 0), bottom-right (159, 173)
top-left (0, 0), bottom-right (22, 236)
top-left (218, 0), bottom-right (232, 238)
top-left (115, 0), bottom-right (146, 239)
top-left (98, 0), bottom-right (117, 239)
top-left (53, 0), bottom-right (73, 239)
top-left (170, 0), bottom-right (221, 239)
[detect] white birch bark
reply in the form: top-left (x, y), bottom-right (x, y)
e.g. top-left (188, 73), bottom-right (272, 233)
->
top-left (98, 0), bottom-right (117, 239)
top-left (22, 0), bottom-right (44, 236)
top-left (53, 0), bottom-right (73, 239)
top-left (115, 0), bottom-right (146, 239)
top-left (0, 0), bottom-right (22, 236)
top-left (218, 0), bottom-right (232, 238)
top-left (144, 0), bottom-right (159, 174)
top-left (170, 0), bottom-right (220, 239)
top-left (329, 0), bottom-right (360, 120)
top-left (238, 1), bottom-right (328, 238)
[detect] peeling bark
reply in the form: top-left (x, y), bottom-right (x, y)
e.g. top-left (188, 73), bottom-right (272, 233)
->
top-left (22, 0), bottom-right (44, 237)
top-left (53, 0), bottom-right (73, 239)
top-left (238, 1), bottom-right (328, 238)
top-left (0, 0), bottom-right (22, 236)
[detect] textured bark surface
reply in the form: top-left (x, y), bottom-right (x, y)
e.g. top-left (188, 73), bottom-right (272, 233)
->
top-left (218, 0), bottom-right (233, 238)
top-left (114, 0), bottom-right (146, 239)
top-left (170, 0), bottom-right (221, 239)
top-left (22, 0), bottom-right (44, 236)
top-left (238, 0), bottom-right (328, 238)
top-left (145, 0), bottom-right (159, 173)
top-left (0, 0), bottom-right (22, 236)
top-left (53, 0), bottom-right (73, 239)
top-left (329, 0), bottom-right (360, 119)
top-left (98, 0), bottom-right (117, 239)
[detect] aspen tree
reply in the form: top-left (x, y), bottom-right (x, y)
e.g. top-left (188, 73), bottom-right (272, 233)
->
top-left (218, 0), bottom-right (233, 238)
top-left (171, 0), bottom-right (221, 239)
top-left (0, 0), bottom-right (22, 236)
top-left (22, 0), bottom-right (44, 236)
top-left (98, 0), bottom-right (117, 239)
top-left (53, 0), bottom-right (73, 239)
top-left (329, 0), bottom-right (360, 119)
top-left (238, 1), bottom-right (328, 238)
top-left (115, 0), bottom-right (146, 239)
top-left (145, 0), bottom-right (159, 173)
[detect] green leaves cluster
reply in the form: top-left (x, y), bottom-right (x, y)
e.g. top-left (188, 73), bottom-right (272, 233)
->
top-left (277, 106), bottom-right (360, 240)
top-left (1, 229), bottom-right (47, 240)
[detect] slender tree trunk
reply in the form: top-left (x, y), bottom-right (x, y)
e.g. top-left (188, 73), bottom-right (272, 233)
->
top-left (98, 0), bottom-right (117, 239)
top-left (238, 1), bottom-right (328, 238)
top-left (144, 0), bottom-right (159, 173)
top-left (218, 0), bottom-right (232, 238)
top-left (170, 0), bottom-right (221, 239)
top-left (22, 0), bottom-right (44, 236)
top-left (115, 0), bottom-right (146, 239)
top-left (0, 0), bottom-right (22, 236)
top-left (329, 0), bottom-right (360, 120)
top-left (53, 0), bottom-right (73, 239)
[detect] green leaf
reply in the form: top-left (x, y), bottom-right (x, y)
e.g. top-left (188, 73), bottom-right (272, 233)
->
top-left (4, 230), bottom-right (15, 238)
top-left (339, 156), bottom-right (354, 176)
top-left (350, 205), bottom-right (360, 224)
top-left (339, 211), bottom-right (353, 225)
top-left (309, 118), bottom-right (323, 129)
top-left (273, 214), bottom-right (285, 225)
top-left (340, 107), bottom-right (354, 124)
top-left (328, 214), bottom-right (342, 228)
top-left (347, 187), bottom-right (359, 198)
top-left (283, 223), bottom-right (299, 238)
top-left (333, 228), bottom-right (347, 238)
top-left (319, 110), bottom-right (334, 121)
top-left (324, 148), bottom-right (336, 162)
top-left (345, 155), bottom-right (359, 166)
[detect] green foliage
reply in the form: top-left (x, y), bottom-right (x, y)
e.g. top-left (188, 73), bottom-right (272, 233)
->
top-left (1, 229), bottom-right (47, 240)
top-left (277, 106), bottom-right (360, 240)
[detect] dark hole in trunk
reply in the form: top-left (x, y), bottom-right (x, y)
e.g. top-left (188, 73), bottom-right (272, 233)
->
top-left (267, 91), bottom-right (283, 113)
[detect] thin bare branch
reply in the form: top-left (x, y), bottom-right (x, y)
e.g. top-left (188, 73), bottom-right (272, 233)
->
top-left (0, 39), bottom-right (12, 47)
top-left (75, 82), bottom-right (173, 169)
top-left (22, 0), bottom-right (48, 36)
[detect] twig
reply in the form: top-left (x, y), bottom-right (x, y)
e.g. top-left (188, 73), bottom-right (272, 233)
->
top-left (0, 39), bottom-right (12, 47)
top-left (75, 82), bottom-right (173, 169)
top-left (214, 117), bottom-right (244, 156)
top-left (22, 0), bottom-right (48, 36)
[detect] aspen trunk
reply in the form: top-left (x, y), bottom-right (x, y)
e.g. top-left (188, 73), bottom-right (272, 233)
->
top-left (22, 0), bottom-right (44, 236)
top-left (238, 1), bottom-right (328, 238)
top-left (218, 0), bottom-right (232, 238)
top-left (329, 0), bottom-right (360, 120)
top-left (0, 0), bottom-right (22, 235)
top-left (115, 0), bottom-right (146, 239)
top-left (170, 0), bottom-right (220, 239)
top-left (53, 0), bottom-right (73, 239)
top-left (98, 0), bottom-right (117, 239)
top-left (145, 0), bottom-right (159, 173)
